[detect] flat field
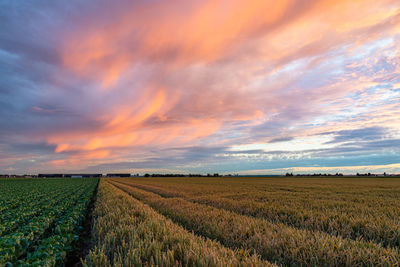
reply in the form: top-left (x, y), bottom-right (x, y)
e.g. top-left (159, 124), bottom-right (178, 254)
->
top-left (2, 177), bottom-right (400, 266)
top-left (87, 177), bottom-right (400, 266)
top-left (0, 178), bottom-right (98, 266)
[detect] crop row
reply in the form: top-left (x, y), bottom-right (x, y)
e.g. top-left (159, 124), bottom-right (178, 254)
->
top-left (0, 190), bottom-right (52, 215)
top-left (0, 180), bottom-right (62, 214)
top-left (114, 179), bottom-right (400, 248)
top-left (82, 180), bottom-right (273, 266)
top-left (0, 184), bottom-right (88, 264)
top-left (109, 180), bottom-right (400, 266)
top-left (0, 187), bottom-right (74, 236)
top-left (20, 179), bottom-right (98, 266)
top-left (116, 178), bottom-right (400, 214)
top-left (0, 178), bottom-right (98, 266)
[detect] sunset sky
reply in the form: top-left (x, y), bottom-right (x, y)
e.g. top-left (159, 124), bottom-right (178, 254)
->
top-left (1, 0), bottom-right (400, 174)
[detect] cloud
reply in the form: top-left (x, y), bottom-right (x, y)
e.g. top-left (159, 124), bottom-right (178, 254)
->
top-left (322, 127), bottom-right (388, 144)
top-left (0, 0), bottom-right (399, 173)
top-left (269, 137), bottom-right (294, 143)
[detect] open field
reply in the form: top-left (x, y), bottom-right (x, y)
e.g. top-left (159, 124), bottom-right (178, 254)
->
top-left (82, 180), bottom-right (272, 266)
top-left (0, 178), bottom-right (98, 266)
top-left (109, 177), bottom-right (400, 247)
top-left (2, 176), bottom-right (400, 266)
top-left (101, 177), bottom-right (400, 266)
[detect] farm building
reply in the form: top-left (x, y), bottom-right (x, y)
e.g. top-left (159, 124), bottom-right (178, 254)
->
top-left (106, 173), bottom-right (131, 177)
top-left (64, 174), bottom-right (102, 178)
top-left (38, 174), bottom-right (64, 178)
top-left (38, 174), bottom-right (102, 178)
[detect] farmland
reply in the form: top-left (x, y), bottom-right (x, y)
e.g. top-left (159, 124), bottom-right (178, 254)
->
top-left (2, 176), bottom-right (400, 266)
top-left (0, 178), bottom-right (98, 266)
top-left (100, 177), bottom-right (400, 266)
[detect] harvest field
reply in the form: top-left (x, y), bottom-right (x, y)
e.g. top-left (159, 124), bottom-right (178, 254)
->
top-left (88, 177), bottom-right (400, 266)
top-left (2, 177), bottom-right (400, 266)
top-left (0, 178), bottom-right (98, 266)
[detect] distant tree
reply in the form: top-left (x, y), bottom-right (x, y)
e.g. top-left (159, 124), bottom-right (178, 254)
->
top-left (144, 173), bottom-right (150, 177)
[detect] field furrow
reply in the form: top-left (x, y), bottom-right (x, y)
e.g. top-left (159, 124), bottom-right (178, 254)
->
top-left (20, 181), bottom-right (98, 266)
top-left (0, 178), bottom-right (98, 266)
top-left (113, 178), bottom-right (400, 248)
top-left (109, 179), bottom-right (400, 267)
top-left (0, 184), bottom-right (88, 264)
top-left (82, 180), bottom-right (274, 266)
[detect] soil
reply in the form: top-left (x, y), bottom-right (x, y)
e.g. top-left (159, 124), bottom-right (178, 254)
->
top-left (64, 180), bottom-right (99, 267)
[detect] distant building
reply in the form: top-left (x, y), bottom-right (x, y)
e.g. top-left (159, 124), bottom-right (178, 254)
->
top-left (38, 173), bottom-right (102, 178)
top-left (106, 173), bottom-right (131, 177)
top-left (64, 174), bottom-right (102, 178)
top-left (38, 174), bottom-right (64, 178)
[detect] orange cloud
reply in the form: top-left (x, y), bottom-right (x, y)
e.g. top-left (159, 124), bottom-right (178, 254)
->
top-left (61, 0), bottom-right (300, 86)
top-left (49, 0), bottom-right (400, 163)
top-left (107, 88), bottom-right (166, 130)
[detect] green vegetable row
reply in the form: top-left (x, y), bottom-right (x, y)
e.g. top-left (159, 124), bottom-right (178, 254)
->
top-left (20, 180), bottom-right (97, 266)
top-left (0, 187), bottom-right (72, 236)
top-left (0, 179), bottom-right (63, 214)
top-left (0, 178), bottom-right (98, 266)
top-left (0, 183), bottom-right (88, 264)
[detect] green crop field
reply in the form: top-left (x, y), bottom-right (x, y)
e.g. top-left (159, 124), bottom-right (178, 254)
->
top-left (2, 177), bottom-right (400, 266)
top-left (0, 178), bottom-right (98, 266)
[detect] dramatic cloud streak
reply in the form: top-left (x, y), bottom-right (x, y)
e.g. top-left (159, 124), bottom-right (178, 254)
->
top-left (0, 0), bottom-right (399, 174)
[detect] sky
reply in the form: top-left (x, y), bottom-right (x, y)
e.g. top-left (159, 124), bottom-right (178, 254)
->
top-left (0, 0), bottom-right (400, 175)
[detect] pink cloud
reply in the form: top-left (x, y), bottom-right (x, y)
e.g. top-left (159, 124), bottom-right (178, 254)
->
top-left (2, 0), bottom-right (399, 172)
